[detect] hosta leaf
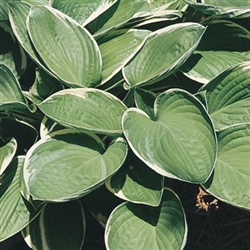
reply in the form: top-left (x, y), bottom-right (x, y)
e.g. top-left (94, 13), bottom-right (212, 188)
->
top-left (105, 188), bottom-right (187, 250)
top-left (0, 63), bottom-right (27, 111)
top-left (0, 22), bottom-right (27, 78)
top-left (38, 88), bottom-right (127, 135)
top-left (0, 0), bottom-right (18, 20)
top-left (106, 152), bottom-right (164, 206)
top-left (1, 115), bottom-right (38, 155)
top-left (150, 0), bottom-right (179, 10)
top-left (122, 89), bottom-right (217, 183)
top-left (134, 88), bottom-right (156, 119)
top-left (40, 116), bottom-right (64, 138)
top-left (181, 20), bottom-right (250, 83)
top-left (52, 0), bottom-right (117, 26)
top-left (123, 22), bottom-right (205, 88)
top-left (27, 5), bottom-right (102, 88)
top-left (20, 0), bottom-right (50, 5)
top-left (0, 156), bottom-right (38, 241)
top-left (23, 130), bottom-right (127, 201)
top-left (185, 0), bottom-right (250, 18)
top-left (0, 138), bottom-right (17, 175)
top-left (203, 124), bottom-right (250, 210)
top-left (30, 67), bottom-right (63, 103)
top-left (100, 29), bottom-right (150, 84)
top-left (8, 2), bottom-right (53, 76)
top-left (84, 185), bottom-right (122, 228)
top-left (87, 0), bottom-right (150, 37)
top-left (22, 200), bottom-right (85, 250)
top-left (199, 61), bottom-right (250, 130)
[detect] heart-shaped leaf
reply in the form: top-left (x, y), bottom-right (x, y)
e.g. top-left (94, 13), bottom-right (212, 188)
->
top-left (22, 200), bottom-right (85, 250)
top-left (52, 0), bottom-right (117, 25)
top-left (0, 138), bottom-right (17, 175)
top-left (0, 63), bottom-right (27, 111)
top-left (23, 130), bottom-right (128, 201)
top-left (203, 123), bottom-right (250, 210)
top-left (106, 152), bottom-right (164, 206)
top-left (100, 29), bottom-right (150, 84)
top-left (185, 0), bottom-right (250, 18)
top-left (0, 156), bottom-right (38, 241)
top-left (199, 61), bottom-right (250, 130)
top-left (181, 20), bottom-right (250, 83)
top-left (122, 89), bottom-right (217, 183)
top-left (123, 22), bottom-right (205, 88)
top-left (27, 5), bottom-right (102, 88)
top-left (105, 188), bottom-right (187, 250)
top-left (38, 88), bottom-right (127, 135)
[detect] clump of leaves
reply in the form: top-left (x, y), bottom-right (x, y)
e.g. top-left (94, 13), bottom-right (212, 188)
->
top-left (1, 0), bottom-right (250, 249)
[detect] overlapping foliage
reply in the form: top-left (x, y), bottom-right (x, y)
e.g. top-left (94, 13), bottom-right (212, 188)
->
top-left (1, 0), bottom-right (250, 249)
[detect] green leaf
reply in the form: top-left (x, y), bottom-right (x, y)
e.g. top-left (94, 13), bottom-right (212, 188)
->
top-left (52, 0), bottom-right (117, 25)
top-left (27, 5), bottom-right (102, 88)
top-left (203, 123), bottom-right (250, 210)
top-left (38, 88), bottom-right (127, 135)
top-left (0, 22), bottom-right (27, 78)
top-left (150, 0), bottom-right (179, 10)
top-left (8, 2), bottom-right (53, 75)
top-left (199, 61), bottom-right (250, 130)
top-left (40, 116), bottom-right (64, 138)
top-left (185, 0), bottom-right (250, 18)
top-left (20, 0), bottom-right (50, 5)
top-left (0, 0), bottom-right (19, 20)
top-left (122, 89), bottom-right (217, 183)
top-left (134, 88), bottom-right (156, 119)
top-left (100, 29), bottom-right (150, 84)
top-left (1, 115), bottom-right (38, 156)
top-left (87, 0), bottom-right (150, 37)
top-left (23, 130), bottom-right (128, 201)
top-left (0, 138), bottom-right (17, 175)
top-left (123, 22), bottom-right (206, 88)
top-left (181, 20), bottom-right (250, 83)
top-left (105, 188), bottom-right (187, 250)
top-left (0, 156), bottom-right (38, 241)
top-left (106, 152), bottom-right (164, 206)
top-left (0, 63), bottom-right (27, 111)
top-left (22, 200), bottom-right (85, 250)
top-left (30, 67), bottom-right (63, 102)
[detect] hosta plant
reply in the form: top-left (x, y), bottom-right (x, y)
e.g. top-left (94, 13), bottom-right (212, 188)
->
top-left (1, 0), bottom-right (250, 249)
